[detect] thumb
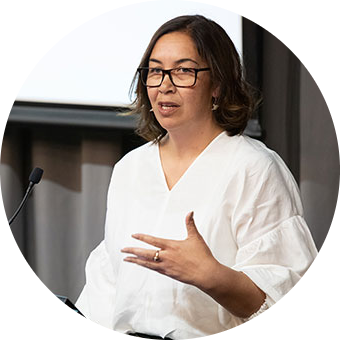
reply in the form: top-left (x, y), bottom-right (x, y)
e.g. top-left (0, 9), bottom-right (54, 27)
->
top-left (185, 211), bottom-right (199, 237)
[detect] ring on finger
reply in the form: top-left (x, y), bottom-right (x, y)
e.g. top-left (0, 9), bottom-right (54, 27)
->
top-left (153, 250), bottom-right (160, 262)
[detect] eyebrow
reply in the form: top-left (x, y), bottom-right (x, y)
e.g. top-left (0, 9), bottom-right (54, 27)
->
top-left (149, 58), bottom-right (199, 66)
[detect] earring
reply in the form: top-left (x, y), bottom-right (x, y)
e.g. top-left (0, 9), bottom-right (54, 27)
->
top-left (150, 108), bottom-right (153, 112)
top-left (212, 98), bottom-right (219, 111)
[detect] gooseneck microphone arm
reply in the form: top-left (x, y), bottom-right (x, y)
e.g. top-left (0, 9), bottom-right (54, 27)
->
top-left (7, 168), bottom-right (44, 339)
top-left (8, 184), bottom-right (33, 226)
top-left (8, 167), bottom-right (44, 226)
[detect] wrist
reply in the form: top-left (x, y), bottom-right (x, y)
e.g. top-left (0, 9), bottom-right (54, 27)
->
top-left (196, 259), bottom-right (230, 294)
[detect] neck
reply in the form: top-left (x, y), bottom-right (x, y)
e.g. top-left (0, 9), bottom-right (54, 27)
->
top-left (161, 120), bottom-right (224, 159)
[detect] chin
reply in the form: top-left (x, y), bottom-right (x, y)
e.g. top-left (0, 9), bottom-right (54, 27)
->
top-left (155, 114), bottom-right (178, 130)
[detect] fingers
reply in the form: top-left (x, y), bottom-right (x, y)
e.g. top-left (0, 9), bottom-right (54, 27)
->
top-left (121, 247), bottom-right (159, 262)
top-left (123, 256), bottom-right (162, 272)
top-left (122, 247), bottom-right (164, 273)
top-left (131, 211), bottom-right (198, 246)
top-left (132, 233), bottom-right (169, 249)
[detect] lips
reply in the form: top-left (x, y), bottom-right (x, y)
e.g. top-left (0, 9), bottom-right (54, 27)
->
top-left (157, 101), bottom-right (180, 116)
top-left (158, 101), bottom-right (180, 109)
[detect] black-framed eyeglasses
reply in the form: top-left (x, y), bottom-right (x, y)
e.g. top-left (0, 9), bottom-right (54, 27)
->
top-left (137, 67), bottom-right (210, 88)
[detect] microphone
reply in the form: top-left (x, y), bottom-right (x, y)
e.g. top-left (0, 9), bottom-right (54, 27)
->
top-left (8, 167), bottom-right (44, 225)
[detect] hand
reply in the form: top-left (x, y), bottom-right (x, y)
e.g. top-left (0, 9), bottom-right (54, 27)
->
top-left (121, 211), bottom-right (219, 288)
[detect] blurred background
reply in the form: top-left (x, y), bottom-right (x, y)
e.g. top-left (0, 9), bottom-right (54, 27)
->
top-left (0, 2), bottom-right (339, 304)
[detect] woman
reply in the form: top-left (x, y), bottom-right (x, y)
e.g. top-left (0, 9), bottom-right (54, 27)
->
top-left (76, 15), bottom-right (317, 339)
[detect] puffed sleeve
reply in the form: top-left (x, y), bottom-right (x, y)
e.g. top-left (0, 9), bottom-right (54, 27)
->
top-left (231, 152), bottom-right (318, 306)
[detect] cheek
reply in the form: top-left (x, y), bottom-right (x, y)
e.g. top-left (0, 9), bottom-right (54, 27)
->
top-left (147, 88), bottom-right (157, 104)
top-left (185, 88), bottom-right (212, 110)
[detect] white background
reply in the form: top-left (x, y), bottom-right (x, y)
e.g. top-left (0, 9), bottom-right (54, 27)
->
top-left (16, 1), bottom-right (242, 106)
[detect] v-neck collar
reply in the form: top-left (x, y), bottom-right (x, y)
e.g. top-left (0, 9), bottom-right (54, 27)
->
top-left (156, 131), bottom-right (226, 193)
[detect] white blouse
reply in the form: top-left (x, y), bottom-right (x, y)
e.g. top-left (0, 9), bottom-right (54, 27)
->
top-left (76, 132), bottom-right (317, 339)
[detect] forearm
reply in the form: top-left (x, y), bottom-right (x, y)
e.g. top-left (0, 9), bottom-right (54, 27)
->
top-left (197, 260), bottom-right (266, 319)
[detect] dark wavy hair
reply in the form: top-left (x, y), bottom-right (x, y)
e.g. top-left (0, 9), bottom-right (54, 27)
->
top-left (129, 15), bottom-right (258, 143)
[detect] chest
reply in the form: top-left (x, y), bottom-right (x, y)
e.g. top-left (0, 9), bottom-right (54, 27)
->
top-left (159, 145), bottom-right (199, 191)
top-left (161, 158), bottom-right (194, 191)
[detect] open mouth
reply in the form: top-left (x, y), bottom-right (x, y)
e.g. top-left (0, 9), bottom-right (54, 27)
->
top-left (158, 102), bottom-right (180, 113)
top-left (160, 104), bottom-right (178, 109)
top-left (157, 103), bottom-right (180, 115)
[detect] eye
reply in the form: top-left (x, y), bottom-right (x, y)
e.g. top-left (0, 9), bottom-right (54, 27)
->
top-left (149, 68), bottom-right (163, 74)
top-left (176, 67), bottom-right (195, 74)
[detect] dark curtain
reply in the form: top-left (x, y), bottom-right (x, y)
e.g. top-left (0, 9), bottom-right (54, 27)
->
top-left (243, 18), bottom-right (301, 180)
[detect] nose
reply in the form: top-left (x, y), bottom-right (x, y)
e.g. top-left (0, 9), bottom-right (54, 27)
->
top-left (158, 72), bottom-right (175, 93)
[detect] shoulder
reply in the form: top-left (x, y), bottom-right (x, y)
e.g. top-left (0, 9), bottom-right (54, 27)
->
top-left (114, 140), bottom-right (155, 170)
top-left (226, 135), bottom-right (298, 188)
top-left (225, 134), bottom-right (278, 173)
top-left (107, 141), bottom-right (156, 193)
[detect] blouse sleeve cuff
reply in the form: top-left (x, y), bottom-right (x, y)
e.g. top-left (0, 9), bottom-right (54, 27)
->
top-left (243, 295), bottom-right (271, 322)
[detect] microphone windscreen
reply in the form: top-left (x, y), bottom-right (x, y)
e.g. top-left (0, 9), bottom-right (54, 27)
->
top-left (29, 167), bottom-right (44, 184)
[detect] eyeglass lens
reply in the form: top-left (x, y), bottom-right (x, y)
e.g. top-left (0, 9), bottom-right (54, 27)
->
top-left (142, 68), bottom-right (196, 87)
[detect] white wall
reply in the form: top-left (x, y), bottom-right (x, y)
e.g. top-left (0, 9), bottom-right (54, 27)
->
top-left (16, 0), bottom-right (340, 106)
top-left (16, 1), bottom-right (242, 107)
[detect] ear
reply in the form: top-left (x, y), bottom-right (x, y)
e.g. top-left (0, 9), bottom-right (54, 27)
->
top-left (212, 84), bottom-right (220, 99)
